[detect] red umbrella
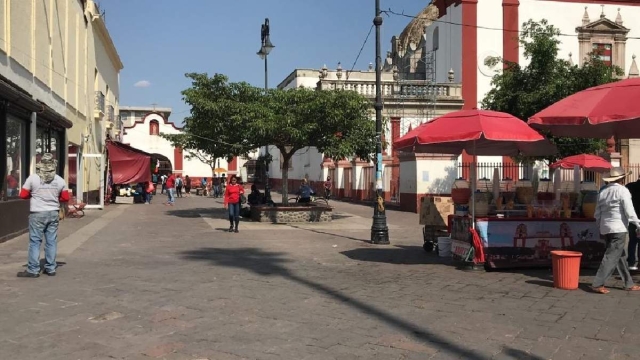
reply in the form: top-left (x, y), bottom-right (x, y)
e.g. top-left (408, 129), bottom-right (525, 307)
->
top-left (394, 109), bottom-right (556, 232)
top-left (549, 154), bottom-right (612, 172)
top-left (394, 109), bottom-right (557, 156)
top-left (528, 78), bottom-right (640, 138)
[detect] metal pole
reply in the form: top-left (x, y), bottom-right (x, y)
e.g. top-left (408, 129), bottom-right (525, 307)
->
top-left (264, 55), bottom-right (268, 90)
top-left (371, 0), bottom-right (390, 244)
top-left (261, 20), bottom-right (272, 203)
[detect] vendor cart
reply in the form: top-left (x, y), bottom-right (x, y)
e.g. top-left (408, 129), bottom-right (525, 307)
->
top-left (419, 196), bottom-right (454, 252)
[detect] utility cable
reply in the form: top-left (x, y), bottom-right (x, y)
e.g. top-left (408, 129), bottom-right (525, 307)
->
top-left (382, 8), bottom-right (640, 40)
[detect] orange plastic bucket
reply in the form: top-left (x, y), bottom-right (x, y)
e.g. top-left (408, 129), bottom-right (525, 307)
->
top-left (551, 251), bottom-right (582, 290)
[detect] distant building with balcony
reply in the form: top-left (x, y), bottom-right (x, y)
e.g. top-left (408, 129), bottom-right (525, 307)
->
top-left (0, 0), bottom-right (122, 241)
top-left (270, 64), bottom-right (464, 211)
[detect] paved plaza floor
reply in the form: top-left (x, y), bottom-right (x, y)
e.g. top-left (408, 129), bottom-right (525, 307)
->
top-left (1, 195), bottom-right (640, 359)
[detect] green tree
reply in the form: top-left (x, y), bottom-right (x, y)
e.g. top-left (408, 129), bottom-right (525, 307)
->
top-left (164, 73), bottom-right (377, 204)
top-left (260, 87), bottom-right (376, 203)
top-left (161, 73), bottom-right (264, 173)
top-left (482, 19), bottom-right (623, 162)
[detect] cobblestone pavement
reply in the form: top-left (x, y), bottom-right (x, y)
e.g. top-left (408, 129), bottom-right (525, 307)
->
top-left (1, 195), bottom-right (640, 360)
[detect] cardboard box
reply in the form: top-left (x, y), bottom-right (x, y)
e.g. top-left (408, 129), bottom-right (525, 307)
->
top-left (115, 196), bottom-right (134, 204)
top-left (420, 196), bottom-right (454, 226)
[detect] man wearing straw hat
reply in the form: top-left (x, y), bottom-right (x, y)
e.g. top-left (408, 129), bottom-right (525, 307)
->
top-left (17, 153), bottom-right (69, 278)
top-left (592, 167), bottom-right (640, 293)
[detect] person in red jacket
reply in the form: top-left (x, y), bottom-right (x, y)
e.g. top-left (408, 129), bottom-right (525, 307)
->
top-left (164, 172), bottom-right (176, 206)
top-left (223, 175), bottom-right (245, 233)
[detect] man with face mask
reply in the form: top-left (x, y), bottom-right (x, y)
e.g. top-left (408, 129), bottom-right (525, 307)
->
top-left (17, 153), bottom-right (69, 278)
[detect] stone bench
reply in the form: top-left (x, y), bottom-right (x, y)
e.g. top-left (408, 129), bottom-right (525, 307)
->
top-left (250, 204), bottom-right (333, 223)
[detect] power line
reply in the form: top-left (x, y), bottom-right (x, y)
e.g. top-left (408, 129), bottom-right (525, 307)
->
top-left (382, 8), bottom-right (640, 40)
top-left (346, 25), bottom-right (374, 80)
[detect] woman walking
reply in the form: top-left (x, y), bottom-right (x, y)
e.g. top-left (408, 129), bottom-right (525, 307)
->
top-left (184, 175), bottom-right (191, 197)
top-left (223, 175), bottom-right (245, 233)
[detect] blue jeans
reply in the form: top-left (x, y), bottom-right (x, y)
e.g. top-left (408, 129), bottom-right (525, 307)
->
top-left (27, 210), bottom-right (59, 274)
top-left (629, 224), bottom-right (638, 266)
top-left (145, 192), bottom-right (153, 204)
top-left (228, 202), bottom-right (240, 228)
top-left (167, 188), bottom-right (175, 204)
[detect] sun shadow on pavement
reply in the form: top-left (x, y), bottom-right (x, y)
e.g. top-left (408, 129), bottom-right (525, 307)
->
top-left (287, 226), bottom-right (370, 243)
top-left (340, 245), bottom-right (459, 266)
top-left (180, 247), bottom-right (495, 359)
top-left (164, 207), bottom-right (228, 219)
top-left (501, 347), bottom-right (545, 360)
top-left (495, 267), bottom-right (598, 293)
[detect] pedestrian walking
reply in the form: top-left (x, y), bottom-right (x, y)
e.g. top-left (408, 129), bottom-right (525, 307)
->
top-left (324, 176), bottom-right (333, 200)
top-left (164, 172), bottom-right (176, 206)
top-left (592, 167), bottom-right (640, 294)
top-left (17, 153), bottom-right (70, 278)
top-left (201, 177), bottom-right (208, 196)
top-left (213, 175), bottom-right (221, 198)
top-left (176, 175), bottom-right (183, 198)
top-left (184, 175), bottom-right (192, 197)
top-left (152, 173), bottom-right (159, 195)
top-left (160, 174), bottom-right (167, 194)
top-left (223, 175), bottom-right (244, 233)
top-left (626, 175), bottom-right (640, 271)
top-left (145, 181), bottom-right (154, 204)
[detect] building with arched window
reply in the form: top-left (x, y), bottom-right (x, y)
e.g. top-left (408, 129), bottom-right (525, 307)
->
top-left (149, 120), bottom-right (160, 136)
top-left (120, 106), bottom-right (246, 182)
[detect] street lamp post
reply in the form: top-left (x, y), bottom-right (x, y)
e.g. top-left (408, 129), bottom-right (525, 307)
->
top-left (257, 18), bottom-right (275, 203)
top-left (371, 0), bottom-right (390, 244)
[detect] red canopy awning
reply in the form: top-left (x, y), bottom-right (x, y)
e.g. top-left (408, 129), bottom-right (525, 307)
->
top-left (107, 141), bottom-right (151, 184)
top-left (528, 78), bottom-right (640, 138)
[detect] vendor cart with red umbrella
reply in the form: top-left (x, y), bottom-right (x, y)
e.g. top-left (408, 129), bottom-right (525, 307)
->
top-left (394, 109), bottom-right (557, 267)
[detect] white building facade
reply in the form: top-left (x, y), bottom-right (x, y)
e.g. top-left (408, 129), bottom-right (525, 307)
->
top-left (272, 63), bottom-right (465, 212)
top-left (120, 106), bottom-right (240, 182)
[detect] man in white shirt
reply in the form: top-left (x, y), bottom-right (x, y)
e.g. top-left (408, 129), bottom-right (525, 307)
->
top-left (592, 167), bottom-right (640, 294)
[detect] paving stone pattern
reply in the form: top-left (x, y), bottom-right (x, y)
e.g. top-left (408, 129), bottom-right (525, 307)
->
top-left (1, 195), bottom-right (639, 359)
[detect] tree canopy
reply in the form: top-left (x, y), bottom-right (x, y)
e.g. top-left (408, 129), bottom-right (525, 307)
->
top-left (162, 73), bottom-right (376, 203)
top-left (481, 19), bottom-right (623, 162)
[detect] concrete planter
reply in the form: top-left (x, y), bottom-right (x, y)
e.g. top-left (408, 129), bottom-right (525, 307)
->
top-left (250, 204), bottom-right (333, 223)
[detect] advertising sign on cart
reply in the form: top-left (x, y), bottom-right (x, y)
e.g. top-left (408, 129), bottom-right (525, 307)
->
top-left (450, 217), bottom-right (605, 269)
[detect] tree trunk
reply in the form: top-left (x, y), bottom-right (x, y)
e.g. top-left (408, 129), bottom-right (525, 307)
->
top-left (281, 153), bottom-right (291, 205)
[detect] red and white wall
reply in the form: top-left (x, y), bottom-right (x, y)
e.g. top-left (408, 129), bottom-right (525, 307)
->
top-left (432, 0), bottom-right (640, 111)
top-left (427, 0), bottom-right (640, 180)
top-left (121, 112), bottom-right (234, 180)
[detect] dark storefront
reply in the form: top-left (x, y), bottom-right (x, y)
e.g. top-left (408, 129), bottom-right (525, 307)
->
top-left (0, 77), bottom-right (73, 242)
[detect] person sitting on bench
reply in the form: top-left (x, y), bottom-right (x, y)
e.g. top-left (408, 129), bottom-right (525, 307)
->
top-left (296, 179), bottom-right (314, 204)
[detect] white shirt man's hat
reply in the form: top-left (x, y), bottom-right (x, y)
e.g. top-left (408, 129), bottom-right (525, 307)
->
top-left (603, 167), bottom-right (632, 182)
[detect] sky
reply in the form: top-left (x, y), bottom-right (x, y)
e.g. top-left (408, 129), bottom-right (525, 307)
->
top-left (105, 0), bottom-right (427, 124)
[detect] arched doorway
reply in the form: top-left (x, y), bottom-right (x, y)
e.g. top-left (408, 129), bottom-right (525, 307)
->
top-left (151, 153), bottom-right (173, 175)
